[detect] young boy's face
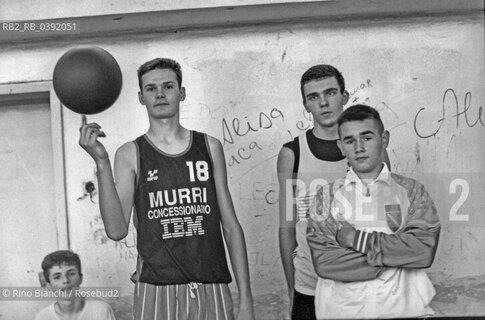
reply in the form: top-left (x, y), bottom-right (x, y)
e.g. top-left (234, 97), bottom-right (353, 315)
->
top-left (138, 68), bottom-right (186, 120)
top-left (337, 118), bottom-right (389, 180)
top-left (47, 263), bottom-right (83, 298)
top-left (302, 76), bottom-right (349, 129)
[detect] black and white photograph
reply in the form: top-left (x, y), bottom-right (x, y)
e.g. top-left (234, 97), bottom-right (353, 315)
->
top-left (0, 0), bottom-right (484, 319)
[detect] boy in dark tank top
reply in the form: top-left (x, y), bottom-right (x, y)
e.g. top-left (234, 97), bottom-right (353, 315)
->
top-left (80, 58), bottom-right (254, 320)
top-left (277, 65), bottom-right (390, 319)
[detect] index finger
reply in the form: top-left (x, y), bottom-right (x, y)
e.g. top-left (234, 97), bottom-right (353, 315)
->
top-left (81, 115), bottom-right (87, 126)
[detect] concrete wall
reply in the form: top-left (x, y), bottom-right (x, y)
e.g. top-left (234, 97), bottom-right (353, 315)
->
top-left (0, 1), bottom-right (484, 319)
top-left (0, 0), bottom-right (325, 20)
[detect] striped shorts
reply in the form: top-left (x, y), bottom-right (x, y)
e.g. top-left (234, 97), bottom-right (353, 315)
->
top-left (133, 282), bottom-right (234, 320)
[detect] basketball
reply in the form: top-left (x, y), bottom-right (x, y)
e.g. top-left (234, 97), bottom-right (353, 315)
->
top-left (53, 46), bottom-right (122, 115)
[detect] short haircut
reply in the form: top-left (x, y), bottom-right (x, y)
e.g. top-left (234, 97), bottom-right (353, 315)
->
top-left (338, 104), bottom-right (385, 135)
top-left (137, 58), bottom-right (182, 91)
top-left (41, 250), bottom-right (82, 283)
top-left (300, 64), bottom-right (346, 102)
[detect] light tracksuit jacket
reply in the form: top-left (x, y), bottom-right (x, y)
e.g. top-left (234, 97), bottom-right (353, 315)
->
top-left (307, 165), bottom-right (441, 319)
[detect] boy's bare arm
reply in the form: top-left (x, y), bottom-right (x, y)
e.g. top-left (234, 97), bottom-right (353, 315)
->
top-left (277, 147), bottom-right (297, 296)
top-left (207, 136), bottom-right (255, 320)
top-left (79, 117), bottom-right (135, 240)
top-left (111, 142), bottom-right (137, 238)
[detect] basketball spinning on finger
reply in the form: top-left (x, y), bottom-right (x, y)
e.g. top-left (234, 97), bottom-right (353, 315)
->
top-left (53, 46), bottom-right (123, 115)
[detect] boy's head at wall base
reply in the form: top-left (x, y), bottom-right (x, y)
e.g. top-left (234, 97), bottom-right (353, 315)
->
top-left (39, 250), bottom-right (83, 294)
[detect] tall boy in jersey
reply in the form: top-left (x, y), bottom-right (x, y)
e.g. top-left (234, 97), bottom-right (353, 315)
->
top-left (277, 65), bottom-right (350, 320)
top-left (307, 105), bottom-right (440, 319)
top-left (80, 58), bottom-right (254, 320)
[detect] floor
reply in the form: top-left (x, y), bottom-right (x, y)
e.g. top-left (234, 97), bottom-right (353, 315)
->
top-left (110, 273), bottom-right (485, 319)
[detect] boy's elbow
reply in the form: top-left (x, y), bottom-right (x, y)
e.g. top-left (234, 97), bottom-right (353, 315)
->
top-left (403, 244), bottom-right (438, 268)
top-left (416, 249), bottom-right (437, 268)
top-left (108, 234), bottom-right (126, 241)
top-left (279, 227), bottom-right (295, 240)
top-left (314, 264), bottom-right (333, 279)
top-left (422, 258), bottom-right (433, 268)
top-left (106, 229), bottom-right (128, 241)
top-left (314, 263), bottom-right (350, 281)
top-left (416, 231), bottom-right (440, 268)
top-left (311, 253), bottom-right (337, 278)
top-left (222, 220), bottom-right (244, 239)
top-left (408, 256), bottom-right (433, 269)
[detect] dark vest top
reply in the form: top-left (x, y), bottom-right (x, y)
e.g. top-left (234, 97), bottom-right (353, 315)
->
top-left (133, 131), bottom-right (232, 285)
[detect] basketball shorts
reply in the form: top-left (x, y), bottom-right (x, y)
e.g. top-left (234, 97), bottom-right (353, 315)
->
top-left (133, 282), bottom-right (234, 320)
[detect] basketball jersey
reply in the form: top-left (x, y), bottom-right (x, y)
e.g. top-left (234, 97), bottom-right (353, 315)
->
top-left (292, 131), bottom-right (348, 295)
top-left (133, 131), bottom-right (232, 285)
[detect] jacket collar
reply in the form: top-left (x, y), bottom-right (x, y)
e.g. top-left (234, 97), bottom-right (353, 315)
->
top-left (345, 163), bottom-right (391, 187)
